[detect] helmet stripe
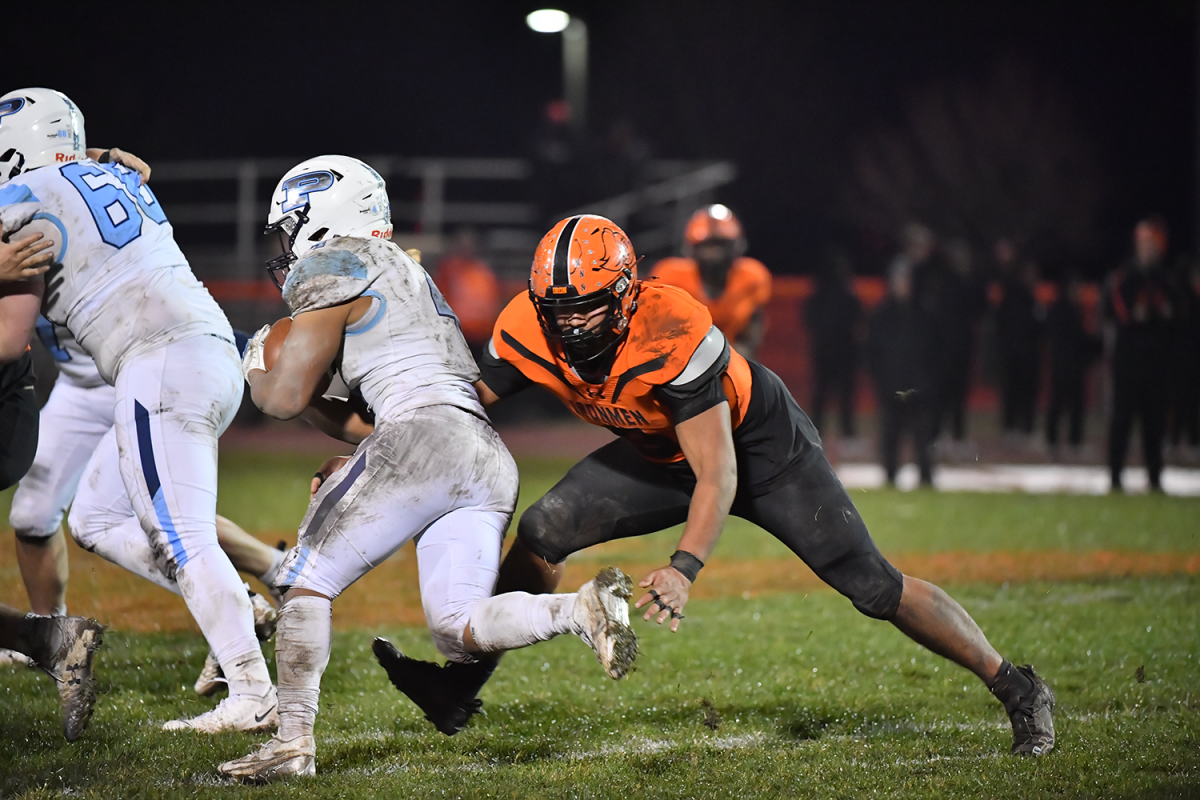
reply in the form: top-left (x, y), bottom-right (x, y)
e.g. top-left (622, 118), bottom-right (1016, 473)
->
top-left (552, 216), bottom-right (582, 286)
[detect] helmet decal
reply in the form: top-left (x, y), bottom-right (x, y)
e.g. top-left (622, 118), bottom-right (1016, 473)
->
top-left (0, 97), bottom-right (26, 124)
top-left (280, 170), bottom-right (336, 213)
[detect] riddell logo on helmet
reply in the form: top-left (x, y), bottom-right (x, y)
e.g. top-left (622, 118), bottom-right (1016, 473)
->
top-left (370, 230), bottom-right (392, 239)
top-left (54, 153), bottom-right (77, 163)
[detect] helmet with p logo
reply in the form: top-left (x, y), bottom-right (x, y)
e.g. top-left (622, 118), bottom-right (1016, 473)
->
top-left (264, 155), bottom-right (392, 289)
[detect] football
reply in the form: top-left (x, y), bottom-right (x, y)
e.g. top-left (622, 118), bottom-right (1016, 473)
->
top-left (262, 317), bottom-right (291, 372)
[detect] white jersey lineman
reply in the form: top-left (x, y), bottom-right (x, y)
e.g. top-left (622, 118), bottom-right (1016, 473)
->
top-left (0, 158), bottom-right (276, 729)
top-left (8, 320), bottom-right (114, 562)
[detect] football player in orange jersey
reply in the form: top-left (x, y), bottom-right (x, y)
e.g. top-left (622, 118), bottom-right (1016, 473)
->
top-left (651, 204), bottom-right (771, 358)
top-left (370, 215), bottom-right (1055, 756)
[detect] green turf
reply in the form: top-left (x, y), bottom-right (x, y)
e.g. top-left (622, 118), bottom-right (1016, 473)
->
top-left (1, 577), bottom-right (1197, 798)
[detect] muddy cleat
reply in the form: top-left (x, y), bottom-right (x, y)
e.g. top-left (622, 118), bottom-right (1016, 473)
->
top-left (250, 591), bottom-right (278, 642)
top-left (193, 650), bottom-right (225, 697)
top-left (219, 734), bottom-right (316, 783)
top-left (1004, 665), bottom-right (1056, 756)
top-left (574, 567), bottom-right (638, 680)
top-left (163, 686), bottom-right (278, 733)
top-left (372, 638), bottom-right (494, 736)
top-left (38, 616), bottom-right (105, 742)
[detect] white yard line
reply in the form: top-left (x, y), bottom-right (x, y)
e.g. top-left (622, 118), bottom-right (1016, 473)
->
top-left (836, 463), bottom-right (1200, 496)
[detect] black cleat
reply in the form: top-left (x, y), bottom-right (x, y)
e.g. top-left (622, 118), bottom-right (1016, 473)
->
top-left (1004, 665), bottom-right (1056, 756)
top-left (372, 638), bottom-right (496, 736)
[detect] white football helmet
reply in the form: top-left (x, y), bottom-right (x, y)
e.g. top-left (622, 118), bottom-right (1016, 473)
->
top-left (0, 88), bottom-right (87, 185)
top-left (264, 155), bottom-right (392, 288)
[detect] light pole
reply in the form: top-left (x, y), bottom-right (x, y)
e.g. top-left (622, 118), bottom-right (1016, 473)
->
top-left (526, 9), bottom-right (588, 132)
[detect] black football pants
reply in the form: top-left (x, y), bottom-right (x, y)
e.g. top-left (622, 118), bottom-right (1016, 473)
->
top-left (517, 438), bottom-right (904, 620)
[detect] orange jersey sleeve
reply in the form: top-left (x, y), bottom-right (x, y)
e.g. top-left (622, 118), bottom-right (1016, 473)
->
top-left (492, 283), bottom-right (753, 462)
top-left (708, 257), bottom-right (772, 341)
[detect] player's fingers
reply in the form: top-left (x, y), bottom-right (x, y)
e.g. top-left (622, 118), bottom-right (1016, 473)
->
top-left (670, 617), bottom-right (680, 632)
top-left (22, 249), bottom-right (54, 266)
top-left (310, 476), bottom-right (322, 497)
top-left (20, 263), bottom-right (51, 277)
top-left (634, 593), bottom-right (652, 610)
top-left (13, 231), bottom-right (45, 249)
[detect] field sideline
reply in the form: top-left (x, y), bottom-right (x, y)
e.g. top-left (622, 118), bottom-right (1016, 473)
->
top-left (1, 452), bottom-right (1198, 797)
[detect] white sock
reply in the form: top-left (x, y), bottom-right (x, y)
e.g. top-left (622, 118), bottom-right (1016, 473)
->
top-left (175, 546), bottom-right (271, 697)
top-left (276, 595), bottom-right (332, 740)
top-left (467, 591), bottom-right (579, 653)
top-left (258, 548), bottom-right (285, 589)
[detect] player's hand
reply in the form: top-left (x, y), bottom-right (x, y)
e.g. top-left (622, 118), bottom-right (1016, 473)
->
top-left (0, 223), bottom-right (54, 281)
top-left (240, 325), bottom-right (270, 381)
top-left (86, 148), bottom-right (151, 184)
top-left (311, 455), bottom-right (351, 497)
top-left (635, 566), bottom-right (691, 632)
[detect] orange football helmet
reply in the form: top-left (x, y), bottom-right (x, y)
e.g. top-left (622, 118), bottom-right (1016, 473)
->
top-left (529, 215), bottom-right (639, 368)
top-left (683, 203), bottom-right (746, 261)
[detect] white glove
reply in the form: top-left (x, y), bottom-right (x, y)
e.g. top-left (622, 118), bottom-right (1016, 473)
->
top-left (241, 324), bottom-right (270, 381)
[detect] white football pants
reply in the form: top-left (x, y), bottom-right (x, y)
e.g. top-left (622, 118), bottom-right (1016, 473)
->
top-left (9, 378), bottom-right (115, 538)
top-left (277, 404), bottom-right (519, 662)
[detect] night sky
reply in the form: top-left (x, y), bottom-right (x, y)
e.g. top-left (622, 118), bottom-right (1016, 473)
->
top-left (3, 1), bottom-right (1194, 277)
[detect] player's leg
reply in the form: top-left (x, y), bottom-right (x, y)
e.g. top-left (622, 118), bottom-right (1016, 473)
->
top-left (11, 380), bottom-right (117, 615)
top-left (1108, 365), bottom-right (1136, 490)
top-left (0, 602), bottom-right (104, 741)
top-left (736, 450), bottom-right (1054, 755)
top-left (0, 350), bottom-right (39, 491)
top-left (112, 337), bottom-right (274, 731)
top-left (497, 437), bottom-right (694, 595)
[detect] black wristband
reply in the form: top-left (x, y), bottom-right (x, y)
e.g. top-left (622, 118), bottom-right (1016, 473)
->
top-left (669, 550), bottom-right (704, 583)
top-left (97, 149), bottom-right (112, 164)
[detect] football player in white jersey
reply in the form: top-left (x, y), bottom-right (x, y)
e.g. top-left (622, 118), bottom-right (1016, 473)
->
top-left (7, 319), bottom-right (285, 690)
top-left (219, 156), bottom-right (637, 782)
top-left (0, 87), bottom-right (277, 732)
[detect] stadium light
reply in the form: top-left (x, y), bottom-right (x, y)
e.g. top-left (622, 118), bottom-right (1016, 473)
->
top-left (526, 10), bottom-right (589, 132)
top-left (526, 9), bottom-right (570, 33)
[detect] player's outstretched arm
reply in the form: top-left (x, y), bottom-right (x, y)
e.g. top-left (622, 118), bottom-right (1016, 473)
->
top-left (635, 403), bottom-right (737, 631)
top-left (246, 303), bottom-right (356, 419)
top-left (0, 279), bottom-right (43, 361)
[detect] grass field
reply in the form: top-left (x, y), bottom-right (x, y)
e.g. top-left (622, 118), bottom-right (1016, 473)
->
top-left (1, 452), bottom-right (1198, 798)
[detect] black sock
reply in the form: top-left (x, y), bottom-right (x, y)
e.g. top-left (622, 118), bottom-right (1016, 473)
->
top-left (988, 659), bottom-right (1034, 713)
top-left (17, 614), bottom-right (61, 668)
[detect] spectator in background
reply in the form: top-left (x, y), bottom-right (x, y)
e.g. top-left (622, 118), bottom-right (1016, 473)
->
top-left (890, 223), bottom-right (940, 310)
top-left (1045, 273), bottom-right (1100, 455)
top-left (651, 204), bottom-right (771, 358)
top-left (529, 100), bottom-right (591, 224)
top-left (933, 239), bottom-right (988, 445)
top-left (432, 229), bottom-right (500, 359)
top-left (592, 119), bottom-right (651, 201)
top-left (805, 249), bottom-right (862, 437)
top-left (996, 258), bottom-right (1044, 437)
top-left (1173, 261), bottom-right (1200, 457)
top-left (1106, 217), bottom-right (1179, 491)
top-left (868, 263), bottom-right (937, 487)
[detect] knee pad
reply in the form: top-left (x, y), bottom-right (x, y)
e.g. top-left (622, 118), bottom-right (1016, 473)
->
top-left (844, 557), bottom-right (905, 620)
top-left (516, 499), bottom-right (572, 565)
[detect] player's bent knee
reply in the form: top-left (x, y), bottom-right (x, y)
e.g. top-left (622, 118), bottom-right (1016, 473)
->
top-left (427, 607), bottom-right (474, 663)
top-left (833, 556), bottom-right (905, 621)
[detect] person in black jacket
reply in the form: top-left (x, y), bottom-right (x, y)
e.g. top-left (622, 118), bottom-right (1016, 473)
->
top-left (996, 260), bottom-right (1044, 436)
top-left (933, 240), bottom-right (988, 444)
top-left (1106, 218), bottom-right (1180, 491)
top-left (868, 264), bottom-right (938, 486)
top-left (1170, 261), bottom-right (1200, 454)
top-left (1045, 274), bottom-right (1099, 452)
top-left (806, 251), bottom-right (863, 437)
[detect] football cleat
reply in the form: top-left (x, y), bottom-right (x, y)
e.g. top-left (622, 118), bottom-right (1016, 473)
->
top-left (1005, 665), bottom-right (1056, 756)
top-left (372, 638), bottom-right (494, 736)
top-left (219, 734), bottom-right (316, 783)
top-left (38, 616), bottom-right (105, 742)
top-left (163, 686), bottom-right (278, 733)
top-left (250, 591), bottom-right (278, 642)
top-left (573, 567), bottom-right (638, 680)
top-left (193, 650), bottom-right (225, 697)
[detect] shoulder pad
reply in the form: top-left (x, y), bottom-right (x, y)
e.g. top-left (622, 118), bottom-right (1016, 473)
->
top-left (283, 241), bottom-right (371, 314)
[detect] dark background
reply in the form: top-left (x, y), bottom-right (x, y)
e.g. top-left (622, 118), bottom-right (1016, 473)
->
top-left (2, 1), bottom-right (1194, 277)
